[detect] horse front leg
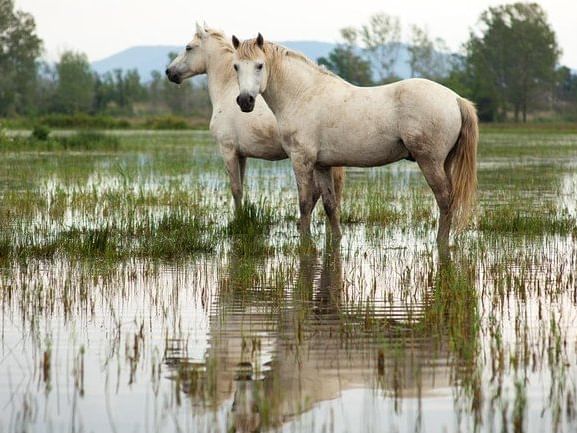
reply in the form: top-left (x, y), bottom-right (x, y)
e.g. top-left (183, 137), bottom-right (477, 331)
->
top-left (239, 156), bottom-right (247, 187)
top-left (292, 158), bottom-right (316, 237)
top-left (224, 153), bottom-right (243, 211)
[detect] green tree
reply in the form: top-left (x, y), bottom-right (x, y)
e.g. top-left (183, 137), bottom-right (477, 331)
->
top-left (0, 0), bottom-right (42, 115)
top-left (555, 67), bottom-right (577, 102)
top-left (93, 72), bottom-right (115, 113)
top-left (162, 53), bottom-right (204, 115)
top-left (360, 13), bottom-right (401, 83)
top-left (318, 27), bottom-right (373, 86)
top-left (554, 66), bottom-right (577, 119)
top-left (408, 25), bottom-right (449, 79)
top-left (54, 51), bottom-right (94, 113)
top-left (466, 3), bottom-right (560, 122)
top-left (95, 69), bottom-right (147, 114)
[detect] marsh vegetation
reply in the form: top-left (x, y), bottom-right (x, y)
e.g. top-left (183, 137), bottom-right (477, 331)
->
top-left (1, 130), bottom-right (577, 432)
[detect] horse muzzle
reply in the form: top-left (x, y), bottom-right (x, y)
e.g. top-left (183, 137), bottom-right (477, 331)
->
top-left (236, 94), bottom-right (255, 113)
top-left (165, 68), bottom-right (182, 84)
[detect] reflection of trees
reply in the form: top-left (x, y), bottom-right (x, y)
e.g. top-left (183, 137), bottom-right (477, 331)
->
top-left (163, 241), bottom-right (481, 432)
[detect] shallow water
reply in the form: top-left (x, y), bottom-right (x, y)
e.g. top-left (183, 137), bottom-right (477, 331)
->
top-left (1, 131), bottom-right (577, 432)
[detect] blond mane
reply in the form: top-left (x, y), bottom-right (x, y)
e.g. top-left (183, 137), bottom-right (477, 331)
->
top-left (202, 27), bottom-right (234, 54)
top-left (236, 39), bottom-right (341, 80)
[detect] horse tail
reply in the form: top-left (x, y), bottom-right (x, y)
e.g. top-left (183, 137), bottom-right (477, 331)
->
top-left (449, 97), bottom-right (478, 231)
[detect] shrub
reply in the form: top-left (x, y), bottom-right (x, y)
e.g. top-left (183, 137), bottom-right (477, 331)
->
top-left (144, 115), bottom-right (189, 130)
top-left (58, 131), bottom-right (120, 150)
top-left (32, 124), bottom-right (50, 141)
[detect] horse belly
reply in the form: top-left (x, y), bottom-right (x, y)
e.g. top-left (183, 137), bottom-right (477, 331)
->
top-left (317, 133), bottom-right (408, 167)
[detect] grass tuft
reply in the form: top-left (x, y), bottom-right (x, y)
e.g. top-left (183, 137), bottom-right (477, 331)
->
top-left (478, 206), bottom-right (576, 235)
top-left (226, 201), bottom-right (276, 237)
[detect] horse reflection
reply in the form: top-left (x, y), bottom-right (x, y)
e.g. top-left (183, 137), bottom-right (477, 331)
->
top-left (163, 240), bottom-right (479, 432)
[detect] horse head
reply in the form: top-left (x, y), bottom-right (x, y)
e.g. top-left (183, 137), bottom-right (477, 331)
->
top-left (232, 33), bottom-right (267, 113)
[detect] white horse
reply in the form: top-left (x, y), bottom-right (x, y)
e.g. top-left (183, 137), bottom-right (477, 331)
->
top-left (231, 34), bottom-right (478, 247)
top-left (165, 24), bottom-right (345, 215)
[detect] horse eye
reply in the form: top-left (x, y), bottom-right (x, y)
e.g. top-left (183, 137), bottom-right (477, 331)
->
top-left (186, 45), bottom-right (192, 52)
top-left (256, 63), bottom-right (264, 71)
top-left (233, 64), bottom-right (239, 71)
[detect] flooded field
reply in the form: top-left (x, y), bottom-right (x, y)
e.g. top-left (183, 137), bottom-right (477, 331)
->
top-left (1, 130), bottom-right (577, 433)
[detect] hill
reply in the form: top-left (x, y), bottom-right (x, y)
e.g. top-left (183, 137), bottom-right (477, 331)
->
top-left (91, 41), bottom-right (416, 80)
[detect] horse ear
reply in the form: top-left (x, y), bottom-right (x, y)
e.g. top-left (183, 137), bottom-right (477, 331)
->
top-left (256, 33), bottom-right (264, 49)
top-left (195, 22), bottom-right (205, 38)
top-left (203, 21), bottom-right (209, 31)
top-left (232, 35), bottom-right (240, 50)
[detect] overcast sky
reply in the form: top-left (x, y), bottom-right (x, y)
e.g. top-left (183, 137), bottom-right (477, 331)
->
top-left (15, 0), bottom-right (577, 67)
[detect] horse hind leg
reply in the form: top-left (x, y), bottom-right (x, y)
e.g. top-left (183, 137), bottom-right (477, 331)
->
top-left (415, 158), bottom-right (453, 249)
top-left (314, 167), bottom-right (342, 239)
top-left (312, 166), bottom-right (344, 212)
top-left (311, 174), bottom-right (322, 211)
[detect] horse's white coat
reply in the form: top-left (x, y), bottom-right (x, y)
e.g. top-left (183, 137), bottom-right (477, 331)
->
top-left (233, 37), bottom-right (478, 245)
top-left (166, 25), bottom-right (344, 214)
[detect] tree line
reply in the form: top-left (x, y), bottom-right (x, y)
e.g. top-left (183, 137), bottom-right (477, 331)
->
top-left (1, 0), bottom-right (576, 123)
top-left (0, 0), bottom-right (209, 121)
top-left (320, 3), bottom-right (575, 122)
top-left (6, 48), bottom-right (210, 119)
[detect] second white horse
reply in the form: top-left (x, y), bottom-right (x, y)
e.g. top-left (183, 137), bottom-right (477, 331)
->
top-left (166, 24), bottom-right (344, 214)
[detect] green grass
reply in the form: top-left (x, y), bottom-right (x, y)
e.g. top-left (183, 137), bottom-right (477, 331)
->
top-left (0, 130), bottom-right (120, 151)
top-left (0, 113), bottom-right (210, 130)
top-left (1, 130), bottom-right (577, 433)
top-left (58, 131), bottom-right (120, 150)
top-left (480, 121), bottom-right (577, 134)
top-left (478, 206), bottom-right (576, 235)
top-left (1, 210), bottom-right (215, 260)
top-left (226, 201), bottom-right (276, 237)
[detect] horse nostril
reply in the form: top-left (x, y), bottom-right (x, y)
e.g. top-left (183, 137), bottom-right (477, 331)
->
top-left (248, 95), bottom-right (255, 104)
top-left (236, 96), bottom-right (241, 106)
top-left (165, 68), bottom-right (170, 76)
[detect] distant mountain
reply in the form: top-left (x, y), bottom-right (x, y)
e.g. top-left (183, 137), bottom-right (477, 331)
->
top-left (91, 41), bottom-right (338, 80)
top-left (91, 41), bottom-right (429, 81)
top-left (92, 46), bottom-right (178, 80)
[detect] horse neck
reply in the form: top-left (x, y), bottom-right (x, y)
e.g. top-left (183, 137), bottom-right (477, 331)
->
top-left (263, 55), bottom-right (325, 116)
top-left (205, 45), bottom-right (235, 103)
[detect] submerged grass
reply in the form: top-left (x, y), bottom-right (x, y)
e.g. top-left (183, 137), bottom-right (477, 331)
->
top-left (226, 201), bottom-right (276, 237)
top-left (478, 206), bottom-right (577, 235)
top-left (1, 129), bottom-right (577, 433)
top-left (2, 210), bottom-right (215, 260)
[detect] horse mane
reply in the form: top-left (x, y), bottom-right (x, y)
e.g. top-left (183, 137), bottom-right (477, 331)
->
top-left (203, 28), bottom-right (234, 54)
top-left (236, 39), bottom-right (342, 81)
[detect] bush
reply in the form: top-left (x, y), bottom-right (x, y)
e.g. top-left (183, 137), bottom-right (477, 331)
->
top-left (0, 131), bottom-right (120, 151)
top-left (58, 131), bottom-right (120, 150)
top-left (31, 124), bottom-right (50, 141)
top-left (39, 113), bottom-right (130, 129)
top-left (144, 115), bottom-right (189, 130)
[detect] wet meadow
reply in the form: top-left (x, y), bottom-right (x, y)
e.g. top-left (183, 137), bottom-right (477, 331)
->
top-left (1, 128), bottom-right (577, 432)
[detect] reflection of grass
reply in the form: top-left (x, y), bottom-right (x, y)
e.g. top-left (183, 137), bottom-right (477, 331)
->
top-left (423, 261), bottom-right (479, 363)
top-left (2, 130), bottom-right (577, 433)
